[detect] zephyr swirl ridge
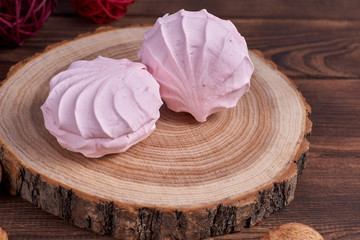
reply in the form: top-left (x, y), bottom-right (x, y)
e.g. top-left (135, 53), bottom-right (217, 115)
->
top-left (138, 9), bottom-right (254, 122)
top-left (41, 56), bottom-right (162, 158)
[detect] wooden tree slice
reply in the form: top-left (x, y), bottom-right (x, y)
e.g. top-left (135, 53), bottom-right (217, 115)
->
top-left (0, 27), bottom-right (311, 239)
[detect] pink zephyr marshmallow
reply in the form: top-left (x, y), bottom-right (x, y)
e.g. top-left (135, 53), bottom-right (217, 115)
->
top-left (138, 9), bottom-right (254, 122)
top-left (41, 56), bottom-right (163, 158)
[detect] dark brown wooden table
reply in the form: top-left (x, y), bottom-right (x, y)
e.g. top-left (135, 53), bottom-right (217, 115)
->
top-left (1, 1), bottom-right (360, 239)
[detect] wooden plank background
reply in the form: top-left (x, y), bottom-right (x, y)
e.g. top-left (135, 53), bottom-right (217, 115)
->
top-left (1, 0), bottom-right (360, 239)
top-left (56, 0), bottom-right (360, 20)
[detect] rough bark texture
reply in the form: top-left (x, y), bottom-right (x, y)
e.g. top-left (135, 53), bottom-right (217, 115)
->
top-left (0, 146), bottom-right (309, 239)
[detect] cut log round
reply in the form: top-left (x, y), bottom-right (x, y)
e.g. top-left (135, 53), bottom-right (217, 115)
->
top-left (0, 26), bottom-right (311, 239)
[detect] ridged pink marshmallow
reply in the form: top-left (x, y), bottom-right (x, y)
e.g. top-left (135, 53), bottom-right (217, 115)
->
top-left (41, 56), bottom-right (163, 158)
top-left (138, 9), bottom-right (254, 122)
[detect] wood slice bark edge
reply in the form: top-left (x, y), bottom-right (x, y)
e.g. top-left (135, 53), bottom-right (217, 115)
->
top-left (0, 27), bottom-right (312, 240)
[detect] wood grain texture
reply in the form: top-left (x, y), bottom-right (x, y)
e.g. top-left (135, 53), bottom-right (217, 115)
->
top-left (2, 16), bottom-right (360, 81)
top-left (214, 78), bottom-right (360, 240)
top-left (0, 11), bottom-right (359, 240)
top-left (55, 0), bottom-right (360, 20)
top-left (0, 27), bottom-right (310, 239)
top-left (0, 185), bottom-right (112, 240)
top-left (129, 0), bottom-right (360, 20)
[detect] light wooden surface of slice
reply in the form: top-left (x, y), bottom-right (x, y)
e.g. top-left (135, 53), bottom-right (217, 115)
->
top-left (0, 27), bottom-right (311, 239)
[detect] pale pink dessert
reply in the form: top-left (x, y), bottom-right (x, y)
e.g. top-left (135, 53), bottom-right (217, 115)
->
top-left (41, 57), bottom-right (162, 158)
top-left (138, 9), bottom-right (254, 122)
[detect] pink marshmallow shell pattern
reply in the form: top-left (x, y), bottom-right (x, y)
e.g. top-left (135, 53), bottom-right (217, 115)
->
top-left (138, 9), bottom-right (254, 122)
top-left (41, 57), bottom-right (163, 158)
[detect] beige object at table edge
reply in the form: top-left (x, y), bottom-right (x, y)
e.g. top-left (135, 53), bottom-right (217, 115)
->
top-left (0, 228), bottom-right (8, 240)
top-left (261, 222), bottom-right (324, 240)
